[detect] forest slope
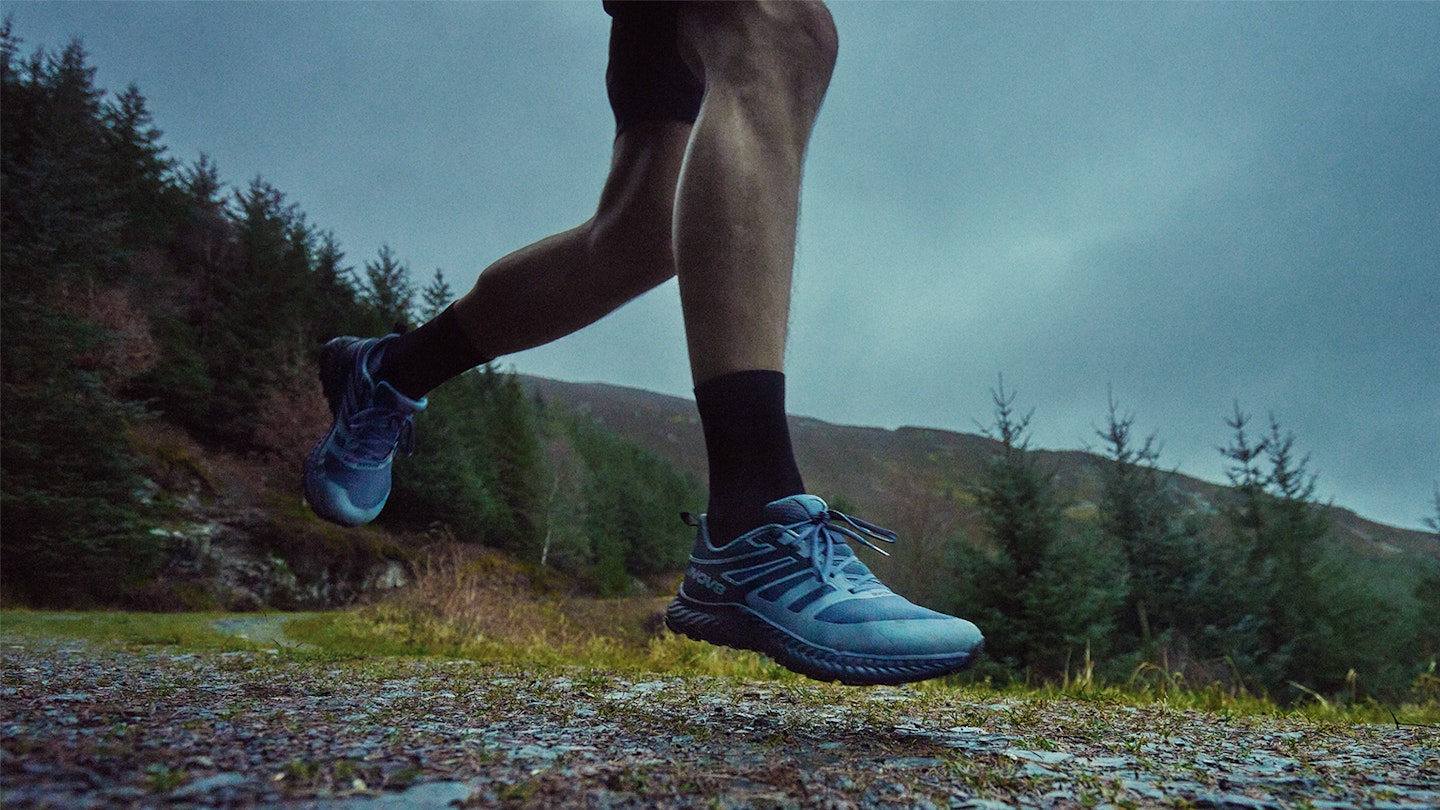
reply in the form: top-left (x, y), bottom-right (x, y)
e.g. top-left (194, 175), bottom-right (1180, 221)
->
top-left (521, 376), bottom-right (1439, 564)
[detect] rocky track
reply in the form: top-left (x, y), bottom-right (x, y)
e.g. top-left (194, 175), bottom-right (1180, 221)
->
top-left (2, 635), bottom-right (1437, 809)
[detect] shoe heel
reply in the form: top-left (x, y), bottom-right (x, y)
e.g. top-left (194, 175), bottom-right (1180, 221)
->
top-left (664, 597), bottom-right (734, 648)
top-left (318, 338), bottom-right (350, 414)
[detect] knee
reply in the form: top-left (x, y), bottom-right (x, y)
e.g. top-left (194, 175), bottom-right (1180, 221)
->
top-left (758, 1), bottom-right (839, 86)
top-left (681, 1), bottom-right (839, 107)
top-left (587, 207), bottom-right (676, 290)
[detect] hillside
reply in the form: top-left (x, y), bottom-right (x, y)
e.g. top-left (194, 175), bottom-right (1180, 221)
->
top-left (521, 375), bottom-right (1440, 565)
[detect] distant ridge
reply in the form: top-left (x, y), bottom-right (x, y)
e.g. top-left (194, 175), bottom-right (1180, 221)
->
top-left (520, 375), bottom-right (1439, 564)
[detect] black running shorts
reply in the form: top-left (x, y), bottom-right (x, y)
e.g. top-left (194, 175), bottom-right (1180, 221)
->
top-left (603, 0), bottom-right (705, 134)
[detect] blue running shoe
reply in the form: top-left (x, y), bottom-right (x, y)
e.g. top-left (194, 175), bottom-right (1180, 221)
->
top-left (665, 495), bottom-right (984, 685)
top-left (303, 336), bottom-right (426, 527)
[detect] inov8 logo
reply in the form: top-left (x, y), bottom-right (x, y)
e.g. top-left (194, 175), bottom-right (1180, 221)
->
top-left (688, 567), bottom-right (726, 595)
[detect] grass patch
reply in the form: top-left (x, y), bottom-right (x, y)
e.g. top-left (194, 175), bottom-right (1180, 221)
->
top-left (939, 664), bottom-right (1440, 727)
top-left (281, 598), bottom-right (795, 682)
top-left (8, 605), bottom-right (1436, 726)
top-left (0, 609), bottom-right (259, 651)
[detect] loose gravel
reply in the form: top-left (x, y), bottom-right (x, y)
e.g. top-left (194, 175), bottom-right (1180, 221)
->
top-left (2, 635), bottom-right (1437, 808)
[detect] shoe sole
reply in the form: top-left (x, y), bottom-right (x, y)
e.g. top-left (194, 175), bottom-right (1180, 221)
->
top-left (665, 595), bottom-right (982, 686)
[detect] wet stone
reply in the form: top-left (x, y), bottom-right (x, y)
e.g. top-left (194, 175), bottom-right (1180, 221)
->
top-left (886, 756), bottom-right (944, 769)
top-left (1192, 794), bottom-right (1282, 809)
top-left (167, 772), bottom-right (248, 799)
top-left (1003, 748), bottom-right (1074, 765)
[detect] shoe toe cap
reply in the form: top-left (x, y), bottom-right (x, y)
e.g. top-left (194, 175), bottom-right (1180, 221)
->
top-left (863, 614), bottom-right (984, 658)
top-left (304, 458), bottom-right (390, 527)
top-left (807, 596), bottom-right (984, 658)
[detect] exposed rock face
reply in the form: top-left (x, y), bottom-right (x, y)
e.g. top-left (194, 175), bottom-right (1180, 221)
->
top-left (146, 509), bottom-right (408, 611)
top-left (129, 423), bottom-right (414, 612)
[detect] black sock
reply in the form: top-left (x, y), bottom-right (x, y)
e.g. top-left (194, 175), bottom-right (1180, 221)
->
top-left (694, 369), bottom-right (806, 545)
top-left (375, 305), bottom-right (491, 400)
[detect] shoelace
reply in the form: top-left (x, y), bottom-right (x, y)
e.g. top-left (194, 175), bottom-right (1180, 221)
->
top-left (782, 509), bottom-right (898, 591)
top-left (345, 406), bottom-right (416, 460)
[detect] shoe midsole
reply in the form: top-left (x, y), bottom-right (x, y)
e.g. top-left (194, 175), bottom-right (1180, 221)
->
top-left (666, 593), bottom-right (974, 666)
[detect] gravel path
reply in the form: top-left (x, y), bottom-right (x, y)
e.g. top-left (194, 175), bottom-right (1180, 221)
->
top-left (2, 635), bottom-right (1437, 809)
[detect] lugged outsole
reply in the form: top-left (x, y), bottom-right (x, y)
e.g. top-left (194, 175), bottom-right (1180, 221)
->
top-left (664, 597), bottom-right (982, 686)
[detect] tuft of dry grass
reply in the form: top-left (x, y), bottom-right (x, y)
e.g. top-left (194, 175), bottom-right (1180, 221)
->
top-left (381, 544), bottom-right (662, 649)
top-left (287, 544), bottom-right (794, 680)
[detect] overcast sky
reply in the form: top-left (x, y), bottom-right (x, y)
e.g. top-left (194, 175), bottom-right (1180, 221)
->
top-left (8, 1), bottom-right (1437, 530)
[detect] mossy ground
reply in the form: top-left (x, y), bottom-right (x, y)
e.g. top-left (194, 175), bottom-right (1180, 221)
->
top-left (4, 598), bottom-right (1436, 727)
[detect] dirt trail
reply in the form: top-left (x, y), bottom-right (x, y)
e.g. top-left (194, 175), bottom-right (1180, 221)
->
top-left (2, 635), bottom-right (1437, 809)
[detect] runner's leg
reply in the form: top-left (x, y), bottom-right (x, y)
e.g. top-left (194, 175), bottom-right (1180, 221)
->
top-left (673, 1), bottom-right (838, 541)
top-left (379, 120), bottom-right (690, 399)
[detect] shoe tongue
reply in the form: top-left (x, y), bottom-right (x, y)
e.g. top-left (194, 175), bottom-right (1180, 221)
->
top-left (764, 495), bottom-right (883, 589)
top-left (764, 495), bottom-right (849, 560)
top-left (763, 494), bottom-right (828, 524)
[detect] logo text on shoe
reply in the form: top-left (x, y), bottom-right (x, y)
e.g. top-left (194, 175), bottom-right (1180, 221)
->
top-left (687, 567), bottom-right (726, 595)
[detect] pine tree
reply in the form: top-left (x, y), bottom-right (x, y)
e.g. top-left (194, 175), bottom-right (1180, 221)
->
top-left (1254, 415), bottom-right (1329, 691)
top-left (967, 380), bottom-right (1123, 679)
top-left (483, 368), bottom-right (543, 556)
top-left (1217, 407), bottom-right (1414, 700)
top-left (421, 268), bottom-right (454, 321)
top-left (101, 83), bottom-right (182, 251)
top-left (363, 244), bottom-right (414, 331)
top-left (1096, 393), bottom-right (1201, 654)
top-left (129, 154), bottom-right (227, 425)
top-left (973, 381), bottom-right (1052, 580)
top-left (310, 231), bottom-right (379, 338)
top-left (387, 370), bottom-right (507, 543)
top-left (569, 414), bottom-right (698, 594)
top-left (2, 36), bottom-right (119, 288)
top-left (386, 367), bottom-right (539, 552)
top-left (1091, 394), bottom-right (1269, 688)
top-left (1220, 403), bottom-right (1269, 555)
top-left (0, 30), bottom-right (161, 604)
top-left (192, 177), bottom-right (316, 443)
